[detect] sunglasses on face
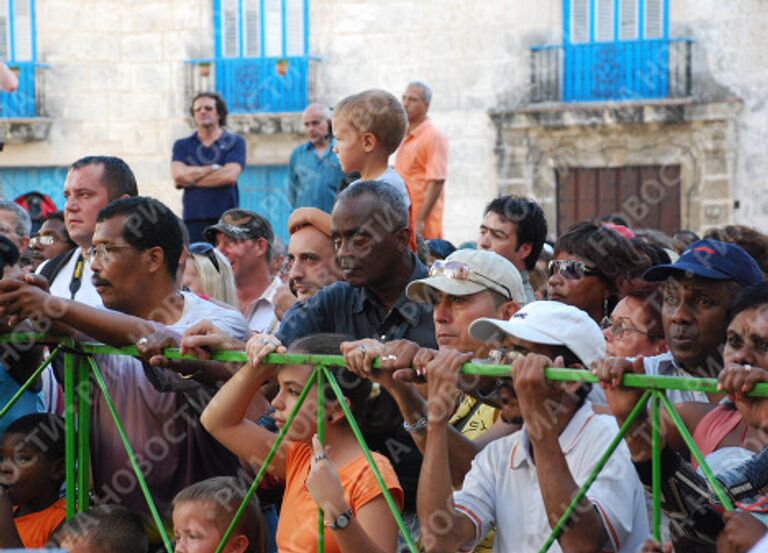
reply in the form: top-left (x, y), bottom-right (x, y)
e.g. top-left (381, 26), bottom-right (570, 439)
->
top-left (548, 259), bottom-right (603, 280)
top-left (30, 235), bottom-right (60, 248)
top-left (189, 242), bottom-right (220, 273)
top-left (429, 260), bottom-right (513, 300)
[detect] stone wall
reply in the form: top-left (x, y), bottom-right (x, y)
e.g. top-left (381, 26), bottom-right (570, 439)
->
top-left (673, 0), bottom-right (768, 230)
top-left (0, 0), bottom-right (214, 211)
top-left (0, 0), bottom-right (764, 240)
top-left (492, 99), bottom-right (742, 235)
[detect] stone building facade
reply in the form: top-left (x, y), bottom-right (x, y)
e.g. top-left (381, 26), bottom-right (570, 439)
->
top-left (0, 0), bottom-right (764, 244)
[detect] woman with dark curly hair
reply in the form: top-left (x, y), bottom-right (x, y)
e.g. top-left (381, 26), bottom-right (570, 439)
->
top-left (547, 222), bottom-right (650, 323)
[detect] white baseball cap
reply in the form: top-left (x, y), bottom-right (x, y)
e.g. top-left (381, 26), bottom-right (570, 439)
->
top-left (406, 249), bottom-right (526, 305)
top-left (468, 300), bottom-right (606, 368)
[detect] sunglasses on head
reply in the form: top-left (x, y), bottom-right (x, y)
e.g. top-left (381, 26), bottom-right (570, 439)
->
top-left (189, 242), bottom-right (220, 273)
top-left (548, 259), bottom-right (603, 280)
top-left (429, 259), bottom-right (513, 300)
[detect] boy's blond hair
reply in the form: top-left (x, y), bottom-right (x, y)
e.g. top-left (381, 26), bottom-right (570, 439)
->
top-left (334, 89), bottom-right (407, 155)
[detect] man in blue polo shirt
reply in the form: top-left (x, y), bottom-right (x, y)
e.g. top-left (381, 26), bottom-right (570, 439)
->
top-left (171, 92), bottom-right (246, 242)
top-left (287, 103), bottom-right (346, 213)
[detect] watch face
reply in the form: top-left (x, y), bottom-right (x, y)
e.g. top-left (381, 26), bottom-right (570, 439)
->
top-left (336, 513), bottom-right (350, 529)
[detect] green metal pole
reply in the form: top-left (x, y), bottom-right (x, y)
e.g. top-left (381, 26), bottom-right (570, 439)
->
top-left (650, 391), bottom-right (662, 541)
top-left (86, 357), bottom-right (174, 553)
top-left (321, 366), bottom-right (419, 553)
top-left (67, 347), bottom-right (768, 398)
top-left (215, 365), bottom-right (320, 553)
top-left (543, 367), bottom-right (768, 396)
top-left (63, 344), bottom-right (77, 520)
top-left (317, 366), bottom-right (325, 553)
top-left (0, 345), bottom-right (60, 419)
top-left (537, 389), bottom-right (652, 553)
top-left (77, 355), bottom-right (91, 513)
top-left (656, 392), bottom-right (734, 511)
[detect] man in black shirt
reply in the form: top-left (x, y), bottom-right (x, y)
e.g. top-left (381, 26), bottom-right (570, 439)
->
top-left (276, 180), bottom-right (435, 348)
top-left (251, 180), bottom-right (435, 514)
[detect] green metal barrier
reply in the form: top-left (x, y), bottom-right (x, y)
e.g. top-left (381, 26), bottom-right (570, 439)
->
top-left (0, 333), bottom-right (764, 551)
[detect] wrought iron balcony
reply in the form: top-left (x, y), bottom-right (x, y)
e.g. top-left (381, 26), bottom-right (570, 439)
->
top-left (185, 56), bottom-right (317, 114)
top-left (530, 38), bottom-right (693, 103)
top-left (0, 62), bottom-right (47, 118)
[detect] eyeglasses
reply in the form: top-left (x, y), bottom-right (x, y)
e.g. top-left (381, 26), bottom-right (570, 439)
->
top-left (428, 260), bottom-right (513, 300)
top-left (548, 259), bottom-right (603, 280)
top-left (30, 235), bottom-right (60, 248)
top-left (87, 244), bottom-right (136, 262)
top-left (600, 317), bottom-right (660, 340)
top-left (189, 242), bottom-right (220, 273)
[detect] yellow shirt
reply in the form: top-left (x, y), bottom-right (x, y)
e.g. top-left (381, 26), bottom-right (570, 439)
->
top-left (450, 395), bottom-right (498, 552)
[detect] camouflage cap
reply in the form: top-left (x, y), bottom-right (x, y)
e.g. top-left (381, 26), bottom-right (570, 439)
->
top-left (204, 208), bottom-right (274, 244)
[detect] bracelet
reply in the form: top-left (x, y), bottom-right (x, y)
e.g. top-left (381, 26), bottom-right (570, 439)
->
top-left (403, 416), bottom-right (428, 434)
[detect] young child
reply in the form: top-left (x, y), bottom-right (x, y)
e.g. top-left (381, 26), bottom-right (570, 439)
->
top-left (172, 476), bottom-right (267, 553)
top-left (201, 334), bottom-right (403, 553)
top-left (332, 89), bottom-right (410, 207)
top-left (0, 413), bottom-right (66, 548)
top-left (48, 504), bottom-right (148, 553)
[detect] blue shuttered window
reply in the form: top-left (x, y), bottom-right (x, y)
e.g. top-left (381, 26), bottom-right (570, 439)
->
top-left (562, 0), bottom-right (671, 101)
top-left (565, 0), bottom-right (667, 43)
top-left (214, 0), bottom-right (307, 59)
top-left (0, 0), bottom-right (35, 63)
top-left (0, 0), bottom-right (39, 118)
top-left (208, 0), bottom-right (310, 113)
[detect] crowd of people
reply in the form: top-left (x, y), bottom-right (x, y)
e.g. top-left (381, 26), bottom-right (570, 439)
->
top-left (0, 80), bottom-right (767, 553)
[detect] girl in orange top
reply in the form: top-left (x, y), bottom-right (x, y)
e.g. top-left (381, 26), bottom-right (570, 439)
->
top-left (200, 333), bottom-right (403, 553)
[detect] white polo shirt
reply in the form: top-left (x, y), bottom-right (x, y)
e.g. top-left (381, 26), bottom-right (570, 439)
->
top-left (244, 276), bottom-right (282, 334)
top-left (453, 402), bottom-right (649, 553)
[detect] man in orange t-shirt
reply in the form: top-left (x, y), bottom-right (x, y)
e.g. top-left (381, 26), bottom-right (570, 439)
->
top-left (395, 81), bottom-right (449, 239)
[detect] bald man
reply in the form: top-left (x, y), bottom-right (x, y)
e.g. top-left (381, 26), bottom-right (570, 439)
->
top-left (272, 207), bottom-right (345, 319)
top-left (287, 103), bottom-right (347, 213)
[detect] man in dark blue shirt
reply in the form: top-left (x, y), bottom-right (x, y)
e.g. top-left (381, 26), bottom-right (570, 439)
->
top-left (172, 93), bottom-right (246, 242)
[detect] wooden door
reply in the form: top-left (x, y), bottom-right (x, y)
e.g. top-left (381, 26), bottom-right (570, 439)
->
top-left (556, 165), bottom-right (681, 235)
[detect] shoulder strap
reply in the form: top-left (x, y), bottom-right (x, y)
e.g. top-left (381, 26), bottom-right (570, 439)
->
top-left (39, 248), bottom-right (77, 285)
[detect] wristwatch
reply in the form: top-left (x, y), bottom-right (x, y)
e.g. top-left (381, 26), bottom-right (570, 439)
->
top-left (211, 163), bottom-right (221, 171)
top-left (326, 508), bottom-right (353, 530)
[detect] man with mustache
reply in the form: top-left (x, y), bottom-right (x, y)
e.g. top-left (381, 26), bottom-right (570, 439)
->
top-left (597, 238), bottom-right (763, 403)
top-left (0, 197), bottom-right (248, 520)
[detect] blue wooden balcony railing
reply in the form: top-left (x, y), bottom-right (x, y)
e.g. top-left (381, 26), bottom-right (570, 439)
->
top-left (0, 62), bottom-right (47, 118)
top-left (530, 38), bottom-right (693, 103)
top-left (185, 56), bottom-right (315, 114)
